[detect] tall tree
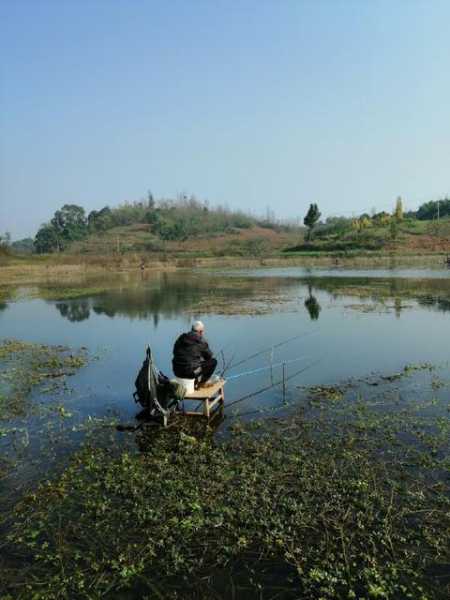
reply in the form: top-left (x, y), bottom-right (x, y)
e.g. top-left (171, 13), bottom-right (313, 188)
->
top-left (147, 190), bottom-right (155, 210)
top-left (417, 198), bottom-right (450, 220)
top-left (0, 232), bottom-right (11, 247)
top-left (394, 197), bottom-right (403, 221)
top-left (303, 204), bottom-right (321, 240)
top-left (51, 204), bottom-right (87, 244)
top-left (34, 223), bottom-right (60, 253)
top-left (88, 206), bottom-right (113, 232)
top-left (34, 205), bottom-right (88, 253)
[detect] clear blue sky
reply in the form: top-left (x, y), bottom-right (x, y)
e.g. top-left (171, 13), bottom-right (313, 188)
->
top-left (1, 0), bottom-right (449, 240)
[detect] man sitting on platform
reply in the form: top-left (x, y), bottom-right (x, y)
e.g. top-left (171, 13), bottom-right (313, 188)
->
top-left (172, 321), bottom-right (217, 389)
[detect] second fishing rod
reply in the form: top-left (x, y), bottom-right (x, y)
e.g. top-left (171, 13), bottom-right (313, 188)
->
top-left (221, 329), bottom-right (319, 377)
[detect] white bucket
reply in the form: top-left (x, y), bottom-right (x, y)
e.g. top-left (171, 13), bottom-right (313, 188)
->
top-left (174, 377), bottom-right (196, 394)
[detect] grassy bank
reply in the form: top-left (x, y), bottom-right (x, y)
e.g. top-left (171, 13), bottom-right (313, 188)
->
top-left (1, 249), bottom-right (449, 288)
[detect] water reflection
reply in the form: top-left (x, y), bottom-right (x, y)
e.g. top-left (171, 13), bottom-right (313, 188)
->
top-left (55, 300), bottom-right (91, 322)
top-left (304, 285), bottom-right (321, 321)
top-left (89, 277), bottom-right (203, 320)
top-left (417, 296), bottom-right (450, 312)
top-left (0, 289), bottom-right (11, 313)
top-left (47, 273), bottom-right (302, 322)
top-left (304, 276), bottom-right (450, 315)
top-left (39, 270), bottom-right (450, 325)
top-left (51, 274), bottom-right (214, 323)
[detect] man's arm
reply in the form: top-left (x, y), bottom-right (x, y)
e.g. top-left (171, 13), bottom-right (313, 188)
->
top-left (199, 339), bottom-right (213, 361)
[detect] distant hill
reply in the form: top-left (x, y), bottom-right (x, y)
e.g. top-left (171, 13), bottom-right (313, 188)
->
top-left (32, 196), bottom-right (302, 255)
top-left (29, 195), bottom-right (303, 255)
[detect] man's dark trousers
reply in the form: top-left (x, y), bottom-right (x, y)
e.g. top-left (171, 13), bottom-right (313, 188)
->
top-left (194, 358), bottom-right (218, 388)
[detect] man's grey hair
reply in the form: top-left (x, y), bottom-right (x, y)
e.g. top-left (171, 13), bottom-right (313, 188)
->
top-left (192, 320), bottom-right (205, 332)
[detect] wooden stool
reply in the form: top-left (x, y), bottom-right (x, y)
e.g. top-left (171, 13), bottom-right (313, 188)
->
top-left (182, 379), bottom-right (226, 419)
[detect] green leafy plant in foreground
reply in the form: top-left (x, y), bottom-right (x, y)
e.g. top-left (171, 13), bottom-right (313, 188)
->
top-left (2, 407), bottom-right (449, 600)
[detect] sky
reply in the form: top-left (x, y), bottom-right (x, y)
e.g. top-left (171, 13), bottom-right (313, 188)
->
top-left (1, 0), bottom-right (449, 240)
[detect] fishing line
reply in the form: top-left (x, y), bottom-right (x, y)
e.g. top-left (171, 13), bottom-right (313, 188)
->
top-left (220, 350), bottom-right (236, 377)
top-left (228, 403), bottom-right (289, 419)
top-left (226, 355), bottom-right (308, 381)
top-left (224, 330), bottom-right (319, 374)
top-left (226, 358), bottom-right (322, 409)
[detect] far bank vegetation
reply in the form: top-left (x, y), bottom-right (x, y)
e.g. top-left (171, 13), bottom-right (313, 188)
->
top-left (2, 195), bottom-right (450, 262)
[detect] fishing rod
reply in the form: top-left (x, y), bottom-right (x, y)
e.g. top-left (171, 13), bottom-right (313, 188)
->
top-left (217, 338), bottom-right (235, 363)
top-left (223, 330), bottom-right (319, 375)
top-left (225, 355), bottom-right (308, 381)
top-left (220, 350), bottom-right (236, 377)
top-left (190, 357), bottom-right (311, 416)
top-left (228, 402), bottom-right (290, 419)
top-left (226, 357), bottom-right (322, 409)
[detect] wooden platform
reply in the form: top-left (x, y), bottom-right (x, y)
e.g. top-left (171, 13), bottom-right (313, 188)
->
top-left (181, 379), bottom-right (226, 419)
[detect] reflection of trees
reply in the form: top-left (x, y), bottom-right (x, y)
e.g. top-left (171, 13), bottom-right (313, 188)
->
top-left (417, 296), bottom-right (450, 313)
top-left (55, 301), bottom-right (91, 322)
top-left (304, 284), bottom-right (321, 320)
top-left (0, 288), bottom-right (14, 312)
top-left (52, 273), bottom-right (302, 324)
top-left (89, 277), bottom-right (209, 322)
top-left (50, 271), bottom-right (450, 325)
top-left (394, 297), bottom-right (402, 318)
top-left (92, 305), bottom-right (116, 318)
top-left (304, 276), bottom-right (450, 314)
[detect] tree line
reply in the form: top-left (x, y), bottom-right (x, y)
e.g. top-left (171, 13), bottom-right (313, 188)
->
top-left (5, 194), bottom-right (449, 254)
top-left (302, 196), bottom-right (450, 241)
top-left (32, 193), bottom-right (285, 253)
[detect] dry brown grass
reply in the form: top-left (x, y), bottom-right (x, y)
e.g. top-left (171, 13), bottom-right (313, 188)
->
top-left (1, 251), bottom-right (448, 287)
top-left (0, 254), bottom-right (176, 285)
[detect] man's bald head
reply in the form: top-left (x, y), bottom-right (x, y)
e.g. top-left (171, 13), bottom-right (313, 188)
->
top-left (191, 320), bottom-right (205, 334)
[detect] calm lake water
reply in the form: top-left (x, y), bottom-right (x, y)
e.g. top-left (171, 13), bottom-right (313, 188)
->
top-left (1, 266), bottom-right (449, 426)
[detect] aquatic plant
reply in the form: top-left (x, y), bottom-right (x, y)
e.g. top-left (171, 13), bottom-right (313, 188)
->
top-left (0, 339), bottom-right (88, 421)
top-left (2, 392), bottom-right (449, 599)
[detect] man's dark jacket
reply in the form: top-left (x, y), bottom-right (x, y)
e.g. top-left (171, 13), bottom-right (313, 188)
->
top-left (172, 331), bottom-right (214, 378)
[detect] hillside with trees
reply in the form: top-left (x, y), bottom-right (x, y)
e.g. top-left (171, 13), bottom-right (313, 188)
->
top-left (286, 197), bottom-right (450, 254)
top-left (4, 194), bottom-right (450, 261)
top-left (31, 194), bottom-right (300, 257)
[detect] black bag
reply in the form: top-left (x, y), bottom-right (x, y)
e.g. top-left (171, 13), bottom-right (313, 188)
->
top-left (133, 346), bottom-right (174, 416)
top-left (133, 348), bottom-right (153, 408)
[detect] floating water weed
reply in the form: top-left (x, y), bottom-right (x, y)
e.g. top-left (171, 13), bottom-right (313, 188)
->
top-left (2, 396), bottom-right (449, 600)
top-left (0, 339), bottom-right (88, 420)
